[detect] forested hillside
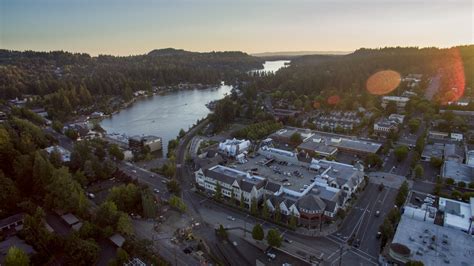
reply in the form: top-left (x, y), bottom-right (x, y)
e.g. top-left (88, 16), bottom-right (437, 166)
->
top-left (0, 48), bottom-right (263, 99)
top-left (252, 45), bottom-right (474, 105)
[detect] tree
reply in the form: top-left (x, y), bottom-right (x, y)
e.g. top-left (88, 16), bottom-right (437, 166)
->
top-left (116, 248), bottom-right (130, 265)
top-left (430, 157), bottom-right (443, 169)
top-left (414, 164), bottom-right (424, 178)
top-left (365, 154), bottom-right (383, 168)
top-left (290, 132), bottom-right (303, 145)
top-left (395, 181), bottom-right (409, 207)
top-left (4, 246), bottom-right (30, 266)
top-left (274, 205), bottom-right (281, 223)
top-left (379, 219), bottom-right (394, 246)
top-left (445, 178), bottom-right (455, 185)
top-left (266, 229), bottom-right (282, 247)
top-left (216, 224), bottom-right (228, 240)
top-left (408, 118), bottom-right (421, 133)
top-left (289, 213), bottom-right (298, 229)
top-left (45, 167), bottom-right (89, 214)
top-left (169, 195), bottom-right (186, 212)
top-left (178, 129), bottom-right (186, 138)
top-left (214, 182), bottom-right (223, 201)
top-left (95, 201), bottom-right (119, 227)
top-left (166, 179), bottom-right (181, 195)
top-left (252, 223), bottom-right (264, 241)
top-left (64, 236), bottom-right (100, 266)
top-left (108, 144), bottom-right (124, 161)
top-left (394, 145), bottom-right (409, 162)
top-left (240, 193), bottom-right (245, 209)
top-left (458, 181), bottom-right (466, 188)
top-left (107, 183), bottom-right (141, 213)
top-left (262, 201), bottom-right (269, 219)
top-left (52, 120), bottom-right (63, 133)
top-left (0, 172), bottom-right (20, 213)
top-left (117, 213), bottom-right (133, 235)
top-left (250, 197), bottom-right (258, 215)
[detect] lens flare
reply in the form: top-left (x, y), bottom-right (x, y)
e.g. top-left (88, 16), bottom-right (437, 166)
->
top-left (313, 101), bottom-right (321, 109)
top-left (327, 95), bottom-right (340, 105)
top-left (366, 70), bottom-right (401, 95)
top-left (437, 48), bottom-right (465, 105)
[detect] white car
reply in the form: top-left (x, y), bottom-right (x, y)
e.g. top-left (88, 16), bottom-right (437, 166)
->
top-left (227, 216), bottom-right (235, 221)
top-left (153, 188), bottom-right (160, 193)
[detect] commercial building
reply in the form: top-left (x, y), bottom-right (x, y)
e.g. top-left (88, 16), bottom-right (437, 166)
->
top-left (421, 143), bottom-right (464, 162)
top-left (129, 135), bottom-right (162, 153)
top-left (218, 138), bottom-right (251, 157)
top-left (390, 210), bottom-right (474, 266)
top-left (467, 150), bottom-right (474, 167)
top-left (195, 145), bottom-right (364, 227)
top-left (269, 127), bottom-right (381, 157)
top-left (441, 160), bottom-right (474, 183)
top-left (381, 96), bottom-right (410, 109)
top-left (438, 197), bottom-right (474, 234)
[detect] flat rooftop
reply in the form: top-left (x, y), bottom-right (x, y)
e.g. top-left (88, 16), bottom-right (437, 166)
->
top-left (442, 160), bottom-right (474, 183)
top-left (392, 214), bottom-right (474, 266)
top-left (234, 154), bottom-right (317, 193)
top-left (234, 151), bottom-right (361, 195)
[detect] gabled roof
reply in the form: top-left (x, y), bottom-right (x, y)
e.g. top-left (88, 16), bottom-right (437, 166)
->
top-left (240, 180), bottom-right (255, 193)
top-left (204, 168), bottom-right (242, 185)
top-left (322, 199), bottom-right (337, 213)
top-left (265, 181), bottom-right (282, 193)
top-left (298, 194), bottom-right (326, 212)
top-left (0, 213), bottom-right (24, 228)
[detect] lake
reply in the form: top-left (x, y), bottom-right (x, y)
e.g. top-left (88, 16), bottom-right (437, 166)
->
top-left (251, 60), bottom-right (290, 74)
top-left (101, 60), bottom-right (289, 154)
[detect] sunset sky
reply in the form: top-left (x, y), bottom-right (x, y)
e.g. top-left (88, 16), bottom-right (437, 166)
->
top-left (1, 0), bottom-right (473, 56)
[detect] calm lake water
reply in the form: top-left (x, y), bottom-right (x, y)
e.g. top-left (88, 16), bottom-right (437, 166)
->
top-left (101, 61), bottom-right (289, 154)
top-left (251, 60), bottom-right (290, 74)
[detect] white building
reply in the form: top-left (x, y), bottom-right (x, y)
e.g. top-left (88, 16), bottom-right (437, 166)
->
top-left (381, 96), bottom-right (410, 109)
top-left (44, 145), bottom-right (71, 162)
top-left (450, 133), bottom-right (463, 142)
top-left (438, 197), bottom-right (474, 234)
top-left (467, 150), bottom-right (474, 167)
top-left (218, 138), bottom-right (251, 157)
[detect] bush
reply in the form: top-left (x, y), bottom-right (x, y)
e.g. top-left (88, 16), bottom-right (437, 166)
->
top-left (457, 181), bottom-right (466, 188)
top-left (252, 224), bottom-right (264, 241)
top-left (445, 178), bottom-right (455, 185)
top-left (266, 229), bottom-right (282, 247)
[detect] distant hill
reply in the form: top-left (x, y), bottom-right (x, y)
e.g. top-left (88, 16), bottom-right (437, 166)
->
top-left (251, 51), bottom-right (352, 58)
top-left (147, 48), bottom-right (192, 57)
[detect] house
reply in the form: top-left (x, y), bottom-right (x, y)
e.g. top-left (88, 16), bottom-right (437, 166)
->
top-left (374, 114), bottom-right (405, 135)
top-left (109, 233), bottom-right (126, 247)
top-left (45, 145), bottom-right (71, 162)
top-left (0, 213), bottom-right (25, 236)
top-left (218, 138), bottom-right (251, 157)
top-left (129, 135), bottom-right (162, 153)
top-left (60, 213), bottom-right (82, 230)
top-left (0, 236), bottom-right (35, 264)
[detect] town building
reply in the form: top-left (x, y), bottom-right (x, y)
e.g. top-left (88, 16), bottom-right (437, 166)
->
top-left (194, 145), bottom-right (364, 226)
top-left (389, 207), bottom-right (474, 266)
top-left (421, 143), bottom-right (464, 163)
top-left (467, 150), bottom-right (474, 167)
top-left (270, 127), bottom-right (381, 158)
top-left (373, 114), bottom-right (405, 135)
top-left (441, 160), bottom-right (474, 183)
top-left (312, 110), bottom-right (372, 132)
top-left (273, 108), bottom-right (301, 121)
top-left (438, 197), bottom-right (474, 234)
top-left (381, 96), bottom-right (410, 109)
top-left (129, 135), bottom-right (162, 153)
top-left (218, 138), bottom-right (251, 157)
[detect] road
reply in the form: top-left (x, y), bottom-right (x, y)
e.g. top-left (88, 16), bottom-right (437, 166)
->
top-left (330, 182), bottom-right (397, 261)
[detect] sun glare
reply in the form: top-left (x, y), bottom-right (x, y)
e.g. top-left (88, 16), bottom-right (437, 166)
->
top-left (366, 70), bottom-right (401, 95)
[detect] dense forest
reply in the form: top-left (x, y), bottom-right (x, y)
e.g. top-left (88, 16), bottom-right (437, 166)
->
top-left (0, 48), bottom-right (263, 119)
top-left (249, 45), bottom-right (474, 107)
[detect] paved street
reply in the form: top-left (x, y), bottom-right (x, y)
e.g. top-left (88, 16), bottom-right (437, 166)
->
top-left (331, 182), bottom-right (397, 261)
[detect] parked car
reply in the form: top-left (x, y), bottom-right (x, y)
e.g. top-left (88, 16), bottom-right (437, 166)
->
top-left (153, 188), bottom-right (160, 193)
top-left (376, 232), bottom-right (382, 239)
top-left (266, 252), bottom-right (276, 259)
top-left (375, 210), bottom-right (380, 217)
top-left (227, 216), bottom-right (235, 221)
top-left (284, 238), bottom-right (293, 243)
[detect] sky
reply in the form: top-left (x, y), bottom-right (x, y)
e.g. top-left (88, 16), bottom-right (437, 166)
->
top-left (1, 0), bottom-right (473, 56)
